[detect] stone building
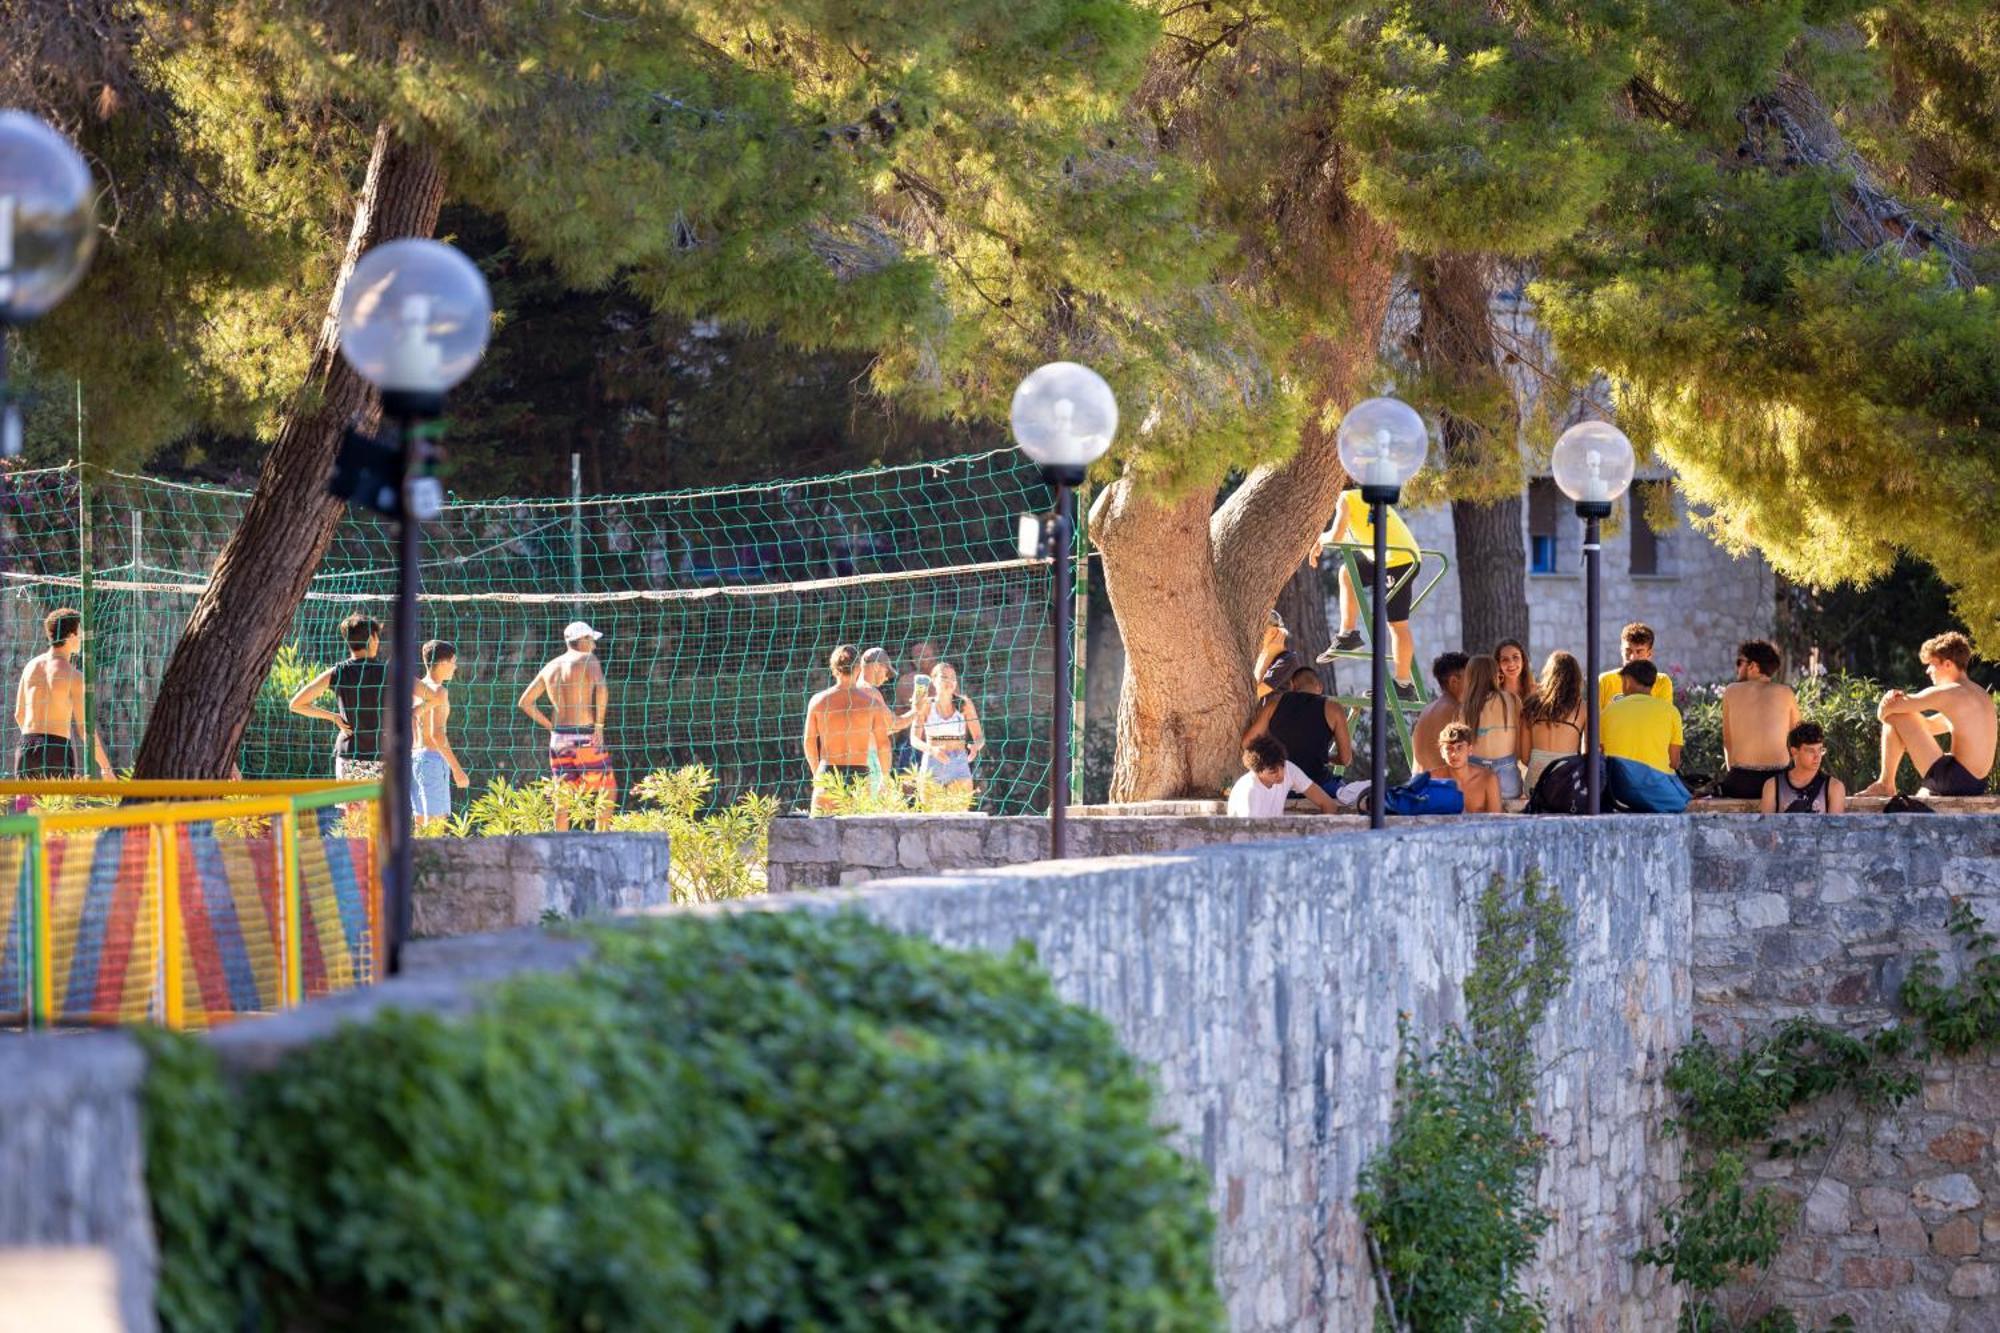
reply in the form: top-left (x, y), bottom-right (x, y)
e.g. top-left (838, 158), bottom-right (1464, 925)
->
top-left (1385, 478), bottom-right (1777, 689)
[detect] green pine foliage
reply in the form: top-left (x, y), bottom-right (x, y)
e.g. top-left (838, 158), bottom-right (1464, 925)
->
top-left (15, 0), bottom-right (2000, 645)
top-left (142, 911), bottom-right (1223, 1332)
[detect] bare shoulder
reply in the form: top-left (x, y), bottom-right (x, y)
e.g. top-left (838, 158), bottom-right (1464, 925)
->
top-left (806, 686), bottom-right (836, 710)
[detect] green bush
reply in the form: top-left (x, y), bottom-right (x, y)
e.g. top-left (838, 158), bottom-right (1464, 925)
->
top-left (1679, 671), bottom-right (1990, 794)
top-left (420, 764), bottom-right (777, 902)
top-left (144, 912), bottom-right (1222, 1333)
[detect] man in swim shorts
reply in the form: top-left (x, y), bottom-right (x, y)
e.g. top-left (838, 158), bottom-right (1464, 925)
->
top-left (13, 606), bottom-right (112, 778)
top-left (518, 620), bottom-right (616, 830)
top-left (804, 643), bottom-right (892, 814)
top-left (1860, 631), bottom-right (1995, 799)
top-left (1715, 640), bottom-right (1800, 798)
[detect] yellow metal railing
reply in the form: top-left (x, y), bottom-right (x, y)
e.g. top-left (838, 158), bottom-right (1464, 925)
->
top-left (0, 781), bottom-right (380, 1029)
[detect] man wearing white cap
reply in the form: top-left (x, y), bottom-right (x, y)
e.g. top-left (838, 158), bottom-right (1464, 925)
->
top-left (518, 620), bottom-right (615, 830)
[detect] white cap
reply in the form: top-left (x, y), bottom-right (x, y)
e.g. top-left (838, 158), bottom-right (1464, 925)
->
top-left (564, 621), bottom-right (601, 644)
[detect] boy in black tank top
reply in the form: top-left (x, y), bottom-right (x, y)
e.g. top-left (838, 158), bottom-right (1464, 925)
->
top-left (1757, 722), bottom-right (1847, 814)
top-left (289, 613), bottom-right (390, 779)
top-left (1242, 666), bottom-right (1353, 795)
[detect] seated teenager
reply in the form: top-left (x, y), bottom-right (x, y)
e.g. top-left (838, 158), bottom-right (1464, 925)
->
top-left (1228, 735), bottom-right (1339, 817)
top-left (1518, 650), bottom-right (1585, 791)
top-left (1596, 621), bottom-right (1674, 714)
top-left (1759, 722), bottom-right (1848, 814)
top-left (1459, 653), bottom-right (1523, 801)
top-left (1859, 631), bottom-right (1996, 799)
top-left (1410, 651), bottom-right (1470, 781)
top-left (1600, 659), bottom-right (1683, 774)
top-left (1717, 639), bottom-right (1800, 798)
top-left (1243, 665), bottom-right (1353, 798)
top-left (1428, 721), bottom-right (1501, 814)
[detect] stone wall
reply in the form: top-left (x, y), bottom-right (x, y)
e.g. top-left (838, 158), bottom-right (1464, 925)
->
top-left (765, 813), bottom-right (1366, 891)
top-left (767, 817), bottom-right (1691, 1330)
top-left (0, 1035), bottom-right (154, 1333)
top-left (411, 832), bottom-right (673, 936)
top-left (1689, 816), bottom-right (2000, 1328)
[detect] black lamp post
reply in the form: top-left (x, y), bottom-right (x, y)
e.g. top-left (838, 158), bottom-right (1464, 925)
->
top-left (0, 110), bottom-right (97, 461)
top-left (1334, 398), bottom-right (1429, 829)
top-left (333, 239), bottom-right (491, 972)
top-left (1552, 420), bottom-right (1635, 815)
top-left (1010, 362), bottom-right (1117, 859)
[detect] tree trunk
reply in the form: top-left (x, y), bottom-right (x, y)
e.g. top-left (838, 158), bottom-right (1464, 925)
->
top-left (1451, 496), bottom-right (1528, 654)
top-left (1415, 253), bottom-right (1528, 657)
top-left (134, 124), bottom-right (446, 779)
top-left (1273, 559), bottom-right (1332, 685)
top-left (1096, 213), bottom-right (1397, 800)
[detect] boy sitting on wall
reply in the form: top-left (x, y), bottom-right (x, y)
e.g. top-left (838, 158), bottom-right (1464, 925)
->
top-left (1228, 735), bottom-right (1339, 817)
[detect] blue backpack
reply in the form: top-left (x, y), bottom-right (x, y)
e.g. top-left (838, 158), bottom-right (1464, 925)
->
top-left (1382, 772), bottom-right (1465, 816)
top-left (1605, 757), bottom-right (1692, 813)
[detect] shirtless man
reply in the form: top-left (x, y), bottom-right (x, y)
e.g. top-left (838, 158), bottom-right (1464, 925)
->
top-left (804, 643), bottom-right (892, 814)
top-left (1429, 720), bottom-right (1501, 814)
top-left (14, 607), bottom-right (111, 777)
top-left (1860, 631), bottom-right (1995, 798)
top-left (1715, 640), bottom-right (1800, 798)
top-left (1410, 652), bottom-right (1470, 781)
top-left (517, 621), bottom-right (615, 831)
top-left (411, 640), bottom-right (469, 828)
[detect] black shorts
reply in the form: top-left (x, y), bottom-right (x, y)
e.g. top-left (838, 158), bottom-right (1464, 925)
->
top-left (1717, 766), bottom-right (1784, 800)
top-left (15, 733), bottom-right (78, 778)
top-left (1924, 755), bottom-right (1987, 797)
top-left (1355, 557), bottom-right (1417, 623)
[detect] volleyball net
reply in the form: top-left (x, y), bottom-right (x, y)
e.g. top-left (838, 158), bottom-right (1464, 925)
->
top-left (0, 451), bottom-right (1075, 815)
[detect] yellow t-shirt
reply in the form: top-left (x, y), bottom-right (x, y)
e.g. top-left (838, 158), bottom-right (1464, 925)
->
top-left (1339, 490), bottom-right (1417, 568)
top-left (1599, 692), bottom-right (1684, 773)
top-left (1597, 668), bottom-right (1673, 715)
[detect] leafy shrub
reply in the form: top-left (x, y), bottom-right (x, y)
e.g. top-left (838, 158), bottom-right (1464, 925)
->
top-left (419, 764), bottom-right (777, 902)
top-left (144, 912), bottom-right (1222, 1333)
top-left (240, 643), bottom-right (332, 780)
top-left (814, 764), bottom-right (980, 814)
top-left (1679, 671), bottom-right (1984, 794)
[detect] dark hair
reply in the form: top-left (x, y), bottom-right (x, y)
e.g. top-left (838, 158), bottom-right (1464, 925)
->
top-left (1431, 651), bottom-right (1470, 687)
top-left (1288, 665), bottom-right (1322, 691)
top-left (1243, 735), bottom-right (1287, 772)
top-left (1494, 639), bottom-right (1528, 689)
top-left (1523, 651), bottom-right (1584, 727)
top-left (1439, 721), bottom-right (1474, 748)
top-left (1621, 622), bottom-right (1655, 650)
top-left (1620, 658), bottom-right (1659, 690)
top-left (43, 607), bottom-right (81, 645)
top-left (341, 613), bottom-right (381, 652)
top-left (1922, 631), bottom-right (1973, 670)
top-left (1737, 640), bottom-right (1780, 677)
top-left (422, 640), bottom-right (456, 673)
top-left (1787, 721), bottom-right (1826, 748)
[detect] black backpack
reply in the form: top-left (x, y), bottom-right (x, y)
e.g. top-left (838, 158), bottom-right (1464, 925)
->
top-left (1528, 754), bottom-right (1598, 815)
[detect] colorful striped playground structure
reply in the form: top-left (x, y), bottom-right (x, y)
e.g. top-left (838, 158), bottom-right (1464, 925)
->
top-left (0, 780), bottom-right (381, 1030)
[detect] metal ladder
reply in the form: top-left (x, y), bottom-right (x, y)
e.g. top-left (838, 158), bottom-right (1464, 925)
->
top-left (1318, 539), bottom-right (1452, 778)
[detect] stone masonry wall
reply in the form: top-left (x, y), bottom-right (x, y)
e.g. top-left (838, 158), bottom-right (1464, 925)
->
top-left (0, 1034), bottom-right (155, 1333)
top-left (410, 832), bottom-right (674, 937)
top-left (1689, 816), bottom-right (2000, 1329)
top-left (771, 817), bottom-right (1691, 1331)
top-left (765, 813), bottom-right (1367, 891)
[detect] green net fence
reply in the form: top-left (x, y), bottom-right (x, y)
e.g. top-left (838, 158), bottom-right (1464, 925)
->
top-left (0, 452), bottom-right (1071, 814)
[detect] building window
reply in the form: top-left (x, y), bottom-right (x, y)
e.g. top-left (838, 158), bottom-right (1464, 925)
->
top-left (1629, 481), bottom-right (1672, 576)
top-left (1528, 478), bottom-right (1563, 574)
